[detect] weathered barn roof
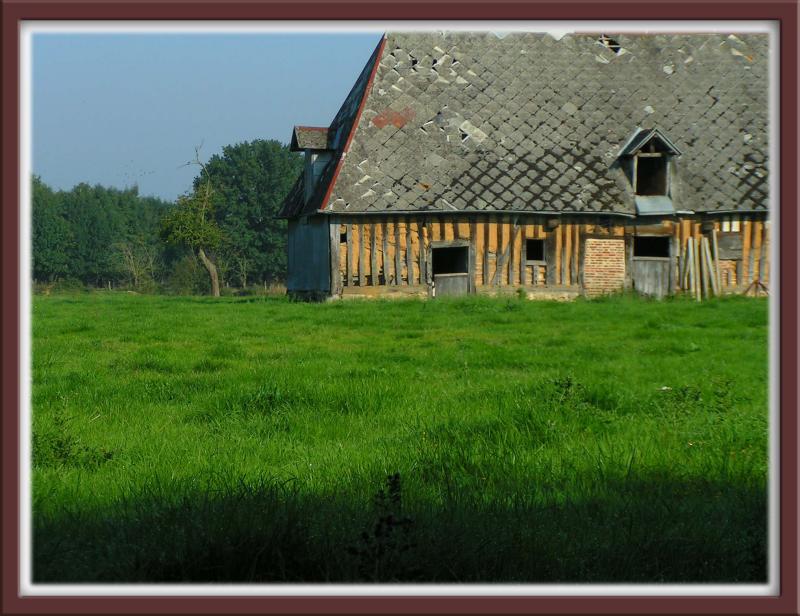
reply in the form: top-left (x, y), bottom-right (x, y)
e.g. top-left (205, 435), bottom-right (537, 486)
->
top-left (280, 31), bottom-right (768, 218)
top-left (290, 126), bottom-right (330, 151)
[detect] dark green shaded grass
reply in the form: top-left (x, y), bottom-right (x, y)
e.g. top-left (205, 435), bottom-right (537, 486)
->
top-left (31, 292), bottom-right (769, 583)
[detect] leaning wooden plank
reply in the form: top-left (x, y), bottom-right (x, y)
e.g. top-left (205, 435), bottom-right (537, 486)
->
top-left (678, 237), bottom-right (686, 291)
top-left (703, 237), bottom-right (718, 297)
top-left (686, 239), bottom-right (695, 298)
top-left (700, 238), bottom-right (711, 299)
top-left (691, 239), bottom-right (700, 301)
top-left (711, 228), bottom-right (722, 293)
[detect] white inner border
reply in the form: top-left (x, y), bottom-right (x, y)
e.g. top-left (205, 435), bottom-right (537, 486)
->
top-left (19, 19), bottom-right (780, 598)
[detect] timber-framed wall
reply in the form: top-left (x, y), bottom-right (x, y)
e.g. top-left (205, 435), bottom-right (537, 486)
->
top-left (323, 213), bottom-right (770, 299)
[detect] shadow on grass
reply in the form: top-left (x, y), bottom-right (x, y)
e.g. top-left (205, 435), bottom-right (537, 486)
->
top-left (33, 472), bottom-right (766, 584)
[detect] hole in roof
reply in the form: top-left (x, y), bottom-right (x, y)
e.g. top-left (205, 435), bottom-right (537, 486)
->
top-left (460, 130), bottom-right (469, 142)
top-left (598, 35), bottom-right (621, 54)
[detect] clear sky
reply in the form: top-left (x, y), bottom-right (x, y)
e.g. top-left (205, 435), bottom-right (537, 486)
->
top-left (32, 32), bottom-right (382, 201)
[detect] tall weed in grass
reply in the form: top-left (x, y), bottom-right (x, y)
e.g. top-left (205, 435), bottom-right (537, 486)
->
top-left (31, 292), bottom-right (768, 582)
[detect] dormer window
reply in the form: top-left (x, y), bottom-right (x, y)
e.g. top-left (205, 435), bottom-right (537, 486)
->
top-left (635, 140), bottom-right (669, 195)
top-left (618, 128), bottom-right (682, 214)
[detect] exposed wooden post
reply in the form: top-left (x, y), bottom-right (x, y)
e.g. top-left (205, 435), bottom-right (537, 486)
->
top-left (745, 219), bottom-right (755, 284)
top-left (483, 220), bottom-right (490, 285)
top-left (370, 221), bottom-right (378, 286)
top-left (345, 224), bottom-right (353, 287)
top-left (508, 219), bottom-right (517, 286)
top-left (418, 220), bottom-right (426, 286)
top-left (406, 221), bottom-right (414, 285)
top-left (358, 224), bottom-right (365, 287)
top-left (330, 219), bottom-right (341, 295)
top-left (382, 219), bottom-right (389, 285)
top-left (520, 225), bottom-right (528, 286)
top-left (394, 218), bottom-right (402, 285)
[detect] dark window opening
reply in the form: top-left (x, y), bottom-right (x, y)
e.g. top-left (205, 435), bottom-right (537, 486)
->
top-left (636, 156), bottom-right (668, 195)
top-left (526, 239), bottom-right (545, 261)
top-left (432, 246), bottom-right (469, 275)
top-left (340, 231), bottom-right (347, 244)
top-left (599, 35), bottom-right (621, 54)
top-left (634, 236), bottom-right (670, 258)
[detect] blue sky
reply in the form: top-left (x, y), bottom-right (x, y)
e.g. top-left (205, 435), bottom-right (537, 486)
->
top-left (32, 32), bottom-right (382, 201)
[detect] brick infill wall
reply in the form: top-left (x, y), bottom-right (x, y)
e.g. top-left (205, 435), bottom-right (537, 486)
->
top-left (583, 238), bottom-right (626, 296)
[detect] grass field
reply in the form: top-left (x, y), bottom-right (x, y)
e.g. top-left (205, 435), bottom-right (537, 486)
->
top-left (31, 292), bottom-right (769, 583)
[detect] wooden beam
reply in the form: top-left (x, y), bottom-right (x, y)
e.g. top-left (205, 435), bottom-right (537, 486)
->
top-left (418, 220), bottom-right (426, 286)
top-left (743, 219), bottom-right (753, 284)
top-left (406, 220), bottom-right (414, 285)
top-left (483, 219), bottom-right (490, 285)
top-left (470, 218), bottom-right (479, 289)
top-left (490, 218), bottom-right (520, 286)
top-left (370, 222), bottom-right (378, 285)
top-left (381, 219), bottom-right (389, 285)
top-left (395, 218), bottom-right (403, 285)
top-left (752, 220), bottom-right (763, 281)
top-left (330, 219), bottom-right (341, 295)
top-left (358, 224), bottom-right (365, 287)
top-left (345, 224), bottom-right (353, 287)
top-left (509, 221), bottom-right (516, 286)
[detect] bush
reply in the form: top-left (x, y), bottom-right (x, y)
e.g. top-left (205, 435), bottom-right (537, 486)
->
top-left (164, 255), bottom-right (210, 296)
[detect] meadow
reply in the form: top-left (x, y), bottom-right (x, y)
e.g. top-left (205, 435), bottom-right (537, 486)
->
top-left (31, 292), bottom-right (769, 583)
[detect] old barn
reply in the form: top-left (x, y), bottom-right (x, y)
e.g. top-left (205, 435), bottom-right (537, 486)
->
top-left (279, 31), bottom-right (770, 300)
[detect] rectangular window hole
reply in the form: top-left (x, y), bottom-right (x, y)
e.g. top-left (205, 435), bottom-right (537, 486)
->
top-left (432, 246), bottom-right (469, 275)
top-left (636, 156), bottom-right (668, 195)
top-left (525, 239), bottom-right (545, 261)
top-left (634, 236), bottom-right (670, 257)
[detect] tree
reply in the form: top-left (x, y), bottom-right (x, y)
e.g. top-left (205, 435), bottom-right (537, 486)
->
top-left (160, 149), bottom-right (224, 296)
top-left (194, 140), bottom-right (303, 285)
top-left (31, 176), bottom-right (72, 282)
top-left (114, 239), bottom-right (158, 289)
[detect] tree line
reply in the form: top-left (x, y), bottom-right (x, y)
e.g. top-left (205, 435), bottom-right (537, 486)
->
top-left (32, 139), bottom-right (303, 294)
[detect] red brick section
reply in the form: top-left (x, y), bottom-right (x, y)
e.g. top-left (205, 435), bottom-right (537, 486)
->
top-left (583, 238), bottom-right (625, 296)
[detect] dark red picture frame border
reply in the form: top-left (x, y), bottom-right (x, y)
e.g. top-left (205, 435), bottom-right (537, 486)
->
top-left (2, 1), bottom-right (798, 614)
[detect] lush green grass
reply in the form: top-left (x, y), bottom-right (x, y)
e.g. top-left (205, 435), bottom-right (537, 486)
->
top-left (31, 292), bottom-right (769, 583)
